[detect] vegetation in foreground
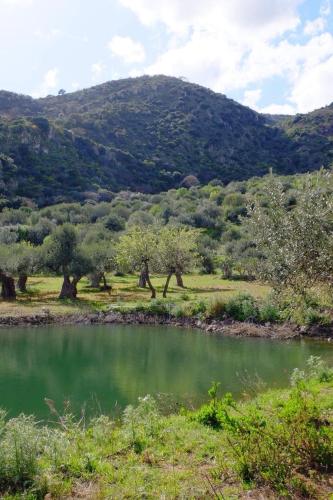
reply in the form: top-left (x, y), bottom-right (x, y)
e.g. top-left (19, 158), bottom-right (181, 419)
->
top-left (0, 357), bottom-right (332, 499)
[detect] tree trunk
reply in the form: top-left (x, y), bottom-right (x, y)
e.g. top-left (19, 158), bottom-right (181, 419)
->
top-left (100, 273), bottom-right (112, 294)
top-left (144, 261), bottom-right (156, 299)
top-left (175, 271), bottom-right (184, 288)
top-left (89, 273), bottom-right (102, 288)
top-left (1, 274), bottom-right (16, 300)
top-left (17, 274), bottom-right (28, 293)
top-left (163, 272), bottom-right (173, 298)
top-left (138, 267), bottom-right (147, 288)
top-left (59, 275), bottom-right (77, 299)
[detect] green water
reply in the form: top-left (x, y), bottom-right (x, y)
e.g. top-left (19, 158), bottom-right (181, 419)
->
top-left (0, 324), bottom-right (332, 419)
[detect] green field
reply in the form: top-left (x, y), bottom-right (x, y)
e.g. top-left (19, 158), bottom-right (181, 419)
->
top-left (0, 274), bottom-right (270, 317)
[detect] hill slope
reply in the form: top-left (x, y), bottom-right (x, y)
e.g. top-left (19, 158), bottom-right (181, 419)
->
top-left (0, 75), bottom-right (332, 206)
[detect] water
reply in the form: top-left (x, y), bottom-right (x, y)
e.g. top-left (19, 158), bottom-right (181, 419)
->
top-left (0, 324), bottom-right (332, 419)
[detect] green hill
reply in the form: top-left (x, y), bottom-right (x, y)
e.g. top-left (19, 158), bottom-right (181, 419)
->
top-left (0, 75), bottom-right (332, 207)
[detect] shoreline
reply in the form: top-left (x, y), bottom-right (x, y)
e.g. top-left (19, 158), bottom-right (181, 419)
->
top-left (0, 310), bottom-right (332, 340)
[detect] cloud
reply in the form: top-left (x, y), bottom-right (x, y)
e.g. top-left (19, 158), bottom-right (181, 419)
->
top-left (91, 62), bottom-right (106, 82)
top-left (33, 28), bottom-right (61, 40)
top-left (108, 35), bottom-right (146, 64)
top-left (71, 81), bottom-right (80, 91)
top-left (259, 103), bottom-right (296, 114)
top-left (43, 68), bottom-right (58, 89)
top-left (242, 89), bottom-right (262, 109)
top-left (304, 17), bottom-right (326, 36)
top-left (118, 0), bottom-right (303, 38)
top-left (117, 0), bottom-right (333, 113)
top-left (289, 54), bottom-right (333, 112)
top-left (320, 0), bottom-right (331, 16)
top-left (32, 67), bottom-right (59, 97)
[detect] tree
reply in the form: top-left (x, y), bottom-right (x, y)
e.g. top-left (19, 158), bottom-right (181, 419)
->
top-left (85, 241), bottom-right (114, 291)
top-left (0, 243), bottom-right (37, 299)
top-left (157, 226), bottom-right (200, 298)
top-left (14, 243), bottom-right (38, 292)
top-left (0, 244), bottom-right (16, 299)
top-left (42, 224), bottom-right (93, 299)
top-left (246, 170), bottom-right (333, 297)
top-left (116, 226), bottom-right (158, 298)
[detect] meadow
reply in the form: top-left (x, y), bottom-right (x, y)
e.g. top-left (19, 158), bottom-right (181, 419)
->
top-left (0, 273), bottom-right (269, 318)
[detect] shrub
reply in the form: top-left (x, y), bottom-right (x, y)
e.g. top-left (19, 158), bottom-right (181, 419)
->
top-left (0, 414), bottom-right (42, 489)
top-left (230, 386), bottom-right (333, 495)
top-left (122, 396), bottom-right (161, 453)
top-left (258, 300), bottom-right (281, 323)
top-left (224, 293), bottom-right (259, 322)
top-left (172, 300), bottom-right (207, 318)
top-left (144, 299), bottom-right (172, 316)
top-left (206, 296), bottom-right (226, 319)
top-left (192, 383), bottom-right (236, 430)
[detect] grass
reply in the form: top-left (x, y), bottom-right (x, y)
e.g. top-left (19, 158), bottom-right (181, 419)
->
top-left (0, 362), bottom-right (332, 499)
top-left (0, 274), bottom-right (270, 318)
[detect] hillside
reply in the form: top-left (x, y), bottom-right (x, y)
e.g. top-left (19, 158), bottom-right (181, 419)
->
top-left (0, 75), bottom-right (332, 207)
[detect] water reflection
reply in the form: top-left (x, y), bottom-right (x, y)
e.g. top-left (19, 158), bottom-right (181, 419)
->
top-left (0, 324), bottom-right (332, 418)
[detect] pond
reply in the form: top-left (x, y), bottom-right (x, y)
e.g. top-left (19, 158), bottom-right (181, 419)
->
top-left (0, 324), bottom-right (332, 419)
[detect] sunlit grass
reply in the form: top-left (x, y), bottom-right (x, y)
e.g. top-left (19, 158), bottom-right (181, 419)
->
top-left (0, 274), bottom-right (270, 317)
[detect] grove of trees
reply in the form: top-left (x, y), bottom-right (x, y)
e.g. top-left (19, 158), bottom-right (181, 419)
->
top-left (0, 169), bottom-right (332, 306)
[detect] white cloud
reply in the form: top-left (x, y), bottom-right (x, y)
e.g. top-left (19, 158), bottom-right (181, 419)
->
top-left (108, 35), bottom-right (146, 64)
top-left (32, 67), bottom-right (59, 97)
top-left (304, 17), bottom-right (326, 36)
top-left (33, 28), bottom-right (61, 40)
top-left (71, 81), bottom-right (80, 91)
top-left (43, 68), bottom-right (58, 89)
top-left (260, 103), bottom-right (296, 114)
top-left (242, 89), bottom-right (262, 109)
top-left (117, 0), bottom-right (333, 113)
top-left (289, 54), bottom-right (333, 112)
top-left (320, 0), bottom-right (331, 16)
top-left (91, 62), bottom-right (106, 82)
top-left (118, 0), bottom-right (303, 38)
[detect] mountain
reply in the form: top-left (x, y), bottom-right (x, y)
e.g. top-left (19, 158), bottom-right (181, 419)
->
top-left (0, 75), bottom-right (332, 207)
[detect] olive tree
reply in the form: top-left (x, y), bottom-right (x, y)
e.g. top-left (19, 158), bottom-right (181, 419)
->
top-left (42, 224), bottom-right (93, 299)
top-left (157, 226), bottom-right (200, 298)
top-left (86, 241), bottom-right (114, 290)
top-left (116, 226), bottom-right (158, 298)
top-left (0, 243), bottom-right (38, 299)
top-left (246, 170), bottom-right (333, 296)
top-left (0, 245), bottom-right (17, 300)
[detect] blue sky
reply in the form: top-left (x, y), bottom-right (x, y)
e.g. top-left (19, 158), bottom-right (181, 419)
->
top-left (0, 0), bottom-right (332, 113)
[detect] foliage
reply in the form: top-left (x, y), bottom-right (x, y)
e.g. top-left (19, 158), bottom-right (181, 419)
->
top-left (115, 226), bottom-right (158, 274)
top-left (1, 76), bottom-right (332, 206)
top-left (247, 170), bottom-right (333, 298)
top-left (0, 361), bottom-right (331, 497)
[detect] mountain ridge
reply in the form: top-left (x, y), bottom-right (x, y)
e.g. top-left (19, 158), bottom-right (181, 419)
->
top-left (0, 75), bottom-right (332, 207)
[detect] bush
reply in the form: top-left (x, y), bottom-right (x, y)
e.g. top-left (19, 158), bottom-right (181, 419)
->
top-left (144, 299), bottom-right (172, 316)
top-left (230, 386), bottom-right (333, 495)
top-left (224, 293), bottom-right (259, 322)
top-left (258, 300), bottom-right (281, 323)
top-left (122, 396), bottom-right (161, 453)
top-left (193, 359), bottom-right (333, 496)
top-left (0, 414), bottom-right (42, 490)
top-left (171, 300), bottom-right (207, 318)
top-left (191, 383), bottom-right (236, 430)
top-left (206, 296), bottom-right (226, 319)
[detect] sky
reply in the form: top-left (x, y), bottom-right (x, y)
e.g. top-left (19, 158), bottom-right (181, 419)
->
top-left (0, 0), bottom-right (332, 114)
